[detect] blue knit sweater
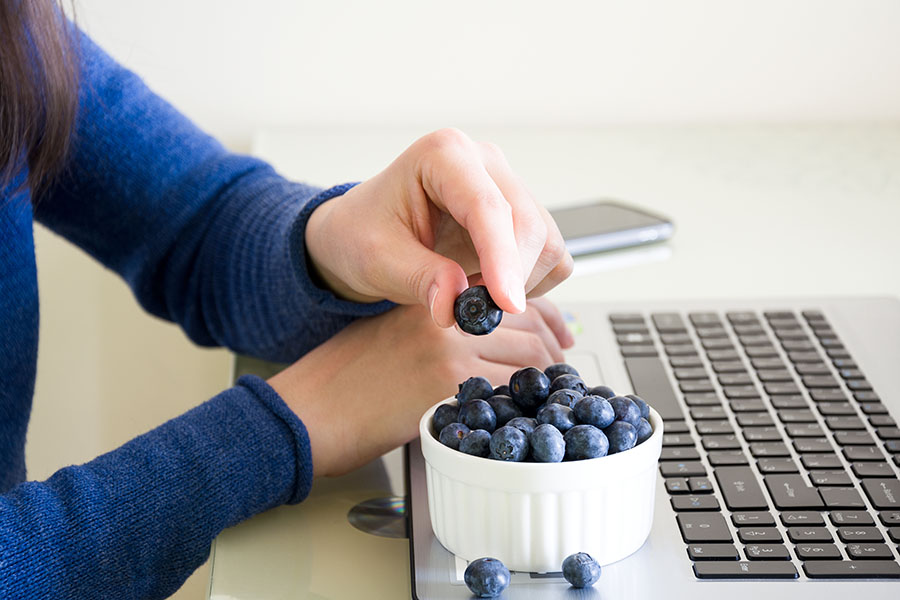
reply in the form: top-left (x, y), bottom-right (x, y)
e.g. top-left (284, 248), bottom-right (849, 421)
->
top-left (0, 32), bottom-right (391, 599)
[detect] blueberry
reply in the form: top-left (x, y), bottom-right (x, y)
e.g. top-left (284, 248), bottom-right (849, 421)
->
top-left (536, 403), bottom-right (577, 433)
top-left (438, 422), bottom-right (471, 450)
top-left (608, 396), bottom-right (642, 427)
top-left (626, 394), bottom-right (650, 420)
top-left (604, 420), bottom-right (637, 454)
top-left (547, 388), bottom-right (583, 409)
top-left (464, 557), bottom-right (510, 598)
top-left (489, 425), bottom-right (529, 461)
top-left (509, 367), bottom-right (550, 414)
top-left (549, 374), bottom-right (588, 396)
top-left (563, 425), bottom-right (609, 460)
top-left (492, 384), bottom-right (511, 397)
top-left (505, 416), bottom-right (538, 439)
top-left (544, 362), bottom-right (580, 382)
top-left (587, 385), bottom-right (616, 399)
top-left (486, 394), bottom-right (522, 427)
top-left (457, 376), bottom-right (494, 405)
top-left (530, 423), bottom-right (565, 462)
top-left (561, 552), bottom-right (601, 588)
top-left (454, 286), bottom-right (503, 335)
top-left (433, 403), bottom-right (460, 435)
top-left (573, 395), bottom-right (615, 428)
top-left (635, 418), bottom-right (653, 444)
top-left (459, 399), bottom-right (497, 433)
top-left (459, 429), bottom-right (492, 458)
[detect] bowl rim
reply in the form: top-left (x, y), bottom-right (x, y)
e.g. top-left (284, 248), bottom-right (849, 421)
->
top-left (419, 396), bottom-right (664, 473)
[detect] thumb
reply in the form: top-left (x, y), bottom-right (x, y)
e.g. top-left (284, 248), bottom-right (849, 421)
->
top-left (381, 241), bottom-right (469, 328)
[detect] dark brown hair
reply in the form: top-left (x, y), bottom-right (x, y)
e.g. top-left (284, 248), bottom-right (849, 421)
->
top-left (0, 1), bottom-right (78, 196)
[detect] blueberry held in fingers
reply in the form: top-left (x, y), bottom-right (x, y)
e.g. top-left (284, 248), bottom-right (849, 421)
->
top-left (454, 285), bottom-right (503, 335)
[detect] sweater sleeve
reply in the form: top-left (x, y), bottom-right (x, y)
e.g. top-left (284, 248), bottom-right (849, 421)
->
top-left (34, 30), bottom-right (392, 364)
top-left (0, 376), bottom-right (310, 600)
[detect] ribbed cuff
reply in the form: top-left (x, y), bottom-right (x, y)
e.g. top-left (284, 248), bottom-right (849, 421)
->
top-left (288, 183), bottom-right (395, 317)
top-left (237, 374), bottom-right (313, 504)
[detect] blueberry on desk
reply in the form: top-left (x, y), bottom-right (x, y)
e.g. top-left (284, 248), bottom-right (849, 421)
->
top-left (454, 285), bottom-right (503, 335)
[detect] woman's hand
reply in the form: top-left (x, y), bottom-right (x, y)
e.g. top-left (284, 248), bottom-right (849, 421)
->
top-left (304, 128), bottom-right (574, 328)
top-left (268, 298), bottom-right (574, 478)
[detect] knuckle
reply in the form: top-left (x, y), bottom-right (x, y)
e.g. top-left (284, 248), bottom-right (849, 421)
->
top-left (543, 233), bottom-right (568, 267)
top-left (479, 141), bottom-right (506, 162)
top-left (422, 127), bottom-right (471, 154)
top-left (518, 211), bottom-right (548, 250)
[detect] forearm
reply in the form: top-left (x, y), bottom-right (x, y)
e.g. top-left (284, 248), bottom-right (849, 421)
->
top-left (0, 376), bottom-right (307, 600)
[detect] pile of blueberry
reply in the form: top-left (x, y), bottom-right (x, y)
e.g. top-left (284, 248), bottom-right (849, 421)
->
top-left (464, 552), bottom-right (601, 597)
top-left (434, 363), bottom-right (653, 461)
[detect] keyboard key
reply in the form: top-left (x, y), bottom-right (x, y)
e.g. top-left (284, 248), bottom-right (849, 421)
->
top-left (756, 369), bottom-right (794, 382)
top-left (810, 389), bottom-right (848, 402)
top-left (621, 345), bottom-right (658, 357)
top-left (877, 427), bottom-right (900, 440)
top-left (617, 333), bottom-right (655, 345)
top-left (652, 312), bottom-right (687, 333)
top-left (674, 367), bottom-right (709, 380)
top-left (879, 511), bottom-right (900, 525)
top-left (778, 409), bottom-right (817, 423)
top-left (845, 543), bottom-right (894, 560)
top-left (702, 435), bottom-right (741, 450)
top-left (609, 313), bottom-right (644, 324)
top-left (827, 348), bottom-right (851, 359)
top-left (781, 511), bottom-right (825, 526)
top-left (838, 368), bottom-right (864, 380)
top-left (715, 466), bottom-right (770, 510)
top-left (665, 421), bottom-right (690, 434)
top-left (680, 380), bottom-right (716, 393)
top-left (671, 495), bottom-right (721, 511)
top-left (787, 527), bottom-right (833, 542)
top-left (663, 434), bottom-right (696, 447)
top-left (854, 391), bottom-right (881, 402)
top-left (751, 357), bottom-right (786, 370)
top-left (793, 438), bottom-right (834, 453)
top-left (843, 446), bottom-right (886, 462)
top-left (764, 383), bottom-right (802, 396)
top-left (889, 527), bottom-right (900, 542)
top-left (701, 338), bottom-right (734, 350)
top-left (732, 512), bottom-right (776, 527)
top-left (861, 479), bottom-right (900, 510)
top-left (837, 527), bottom-right (884, 543)
top-left (869, 415), bottom-right (897, 427)
top-left (677, 513), bottom-right (732, 542)
top-left (770, 396), bottom-right (809, 409)
top-left (684, 393), bottom-right (722, 407)
top-left (757, 458), bottom-right (799, 473)
top-left (825, 416), bottom-right (866, 431)
top-left (742, 427), bottom-right (783, 442)
top-left (689, 406), bottom-right (727, 420)
top-left (787, 351), bottom-right (822, 363)
top-left (749, 442), bottom-right (790, 457)
top-left (816, 402), bottom-right (857, 416)
top-left (694, 561), bottom-right (798, 579)
top-left (803, 560), bottom-right (900, 578)
top-left (707, 349), bottom-right (742, 361)
top-left (660, 447), bottom-right (701, 461)
top-left (846, 379), bottom-right (872, 391)
top-left (660, 462), bottom-right (707, 477)
top-left (689, 477), bottom-right (714, 493)
top-left (695, 421), bottom-right (734, 435)
top-left (660, 333), bottom-right (692, 345)
top-left (800, 454), bottom-right (843, 470)
top-left (623, 356), bottom-right (685, 421)
top-left (666, 478), bottom-right (690, 494)
top-left (690, 312), bottom-right (723, 326)
top-left (712, 360), bottom-right (746, 373)
top-left (718, 373), bottom-right (754, 386)
top-left (696, 327), bottom-right (729, 339)
top-left (829, 511), bottom-right (875, 526)
top-left (785, 423), bottom-right (825, 438)
top-left (736, 413), bottom-right (774, 427)
top-left (794, 543), bottom-right (841, 560)
top-left (670, 356), bottom-right (704, 368)
top-left (801, 375), bottom-right (840, 388)
top-left (667, 344), bottom-right (699, 357)
top-left (745, 346), bottom-right (779, 359)
top-left (727, 311), bottom-right (759, 324)
top-left (782, 339), bottom-right (815, 351)
top-left (809, 471), bottom-right (853, 487)
top-left (730, 399), bottom-right (768, 412)
top-left (723, 386), bottom-right (761, 400)
top-left (819, 487), bottom-right (866, 509)
top-left (738, 528), bottom-right (782, 543)
top-left (738, 334), bottom-right (772, 347)
top-left (612, 323), bottom-right (650, 334)
top-left (708, 451), bottom-right (749, 466)
top-left (833, 431), bottom-right (875, 446)
top-left (687, 544), bottom-right (739, 561)
top-left (765, 475), bottom-right (824, 509)
top-left (744, 544), bottom-right (791, 560)
top-left (795, 363), bottom-right (831, 375)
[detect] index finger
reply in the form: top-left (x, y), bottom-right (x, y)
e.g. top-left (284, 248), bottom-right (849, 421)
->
top-left (416, 133), bottom-right (527, 314)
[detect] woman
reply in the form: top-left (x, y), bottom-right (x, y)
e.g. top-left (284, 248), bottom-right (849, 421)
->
top-left (0, 3), bottom-right (573, 598)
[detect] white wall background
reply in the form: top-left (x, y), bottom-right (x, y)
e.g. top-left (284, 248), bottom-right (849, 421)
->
top-left (73, 0), bottom-right (900, 149)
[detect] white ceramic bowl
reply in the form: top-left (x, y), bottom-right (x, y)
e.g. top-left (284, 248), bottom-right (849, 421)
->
top-left (419, 400), bottom-right (663, 573)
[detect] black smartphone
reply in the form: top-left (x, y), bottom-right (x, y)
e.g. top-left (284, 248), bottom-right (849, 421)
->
top-left (549, 199), bottom-right (674, 256)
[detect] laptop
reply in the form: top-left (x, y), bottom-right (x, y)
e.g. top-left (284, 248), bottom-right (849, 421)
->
top-left (406, 296), bottom-right (900, 598)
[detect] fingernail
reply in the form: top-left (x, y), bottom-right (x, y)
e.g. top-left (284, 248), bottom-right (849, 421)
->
top-left (507, 285), bottom-right (527, 313)
top-left (428, 283), bottom-right (440, 325)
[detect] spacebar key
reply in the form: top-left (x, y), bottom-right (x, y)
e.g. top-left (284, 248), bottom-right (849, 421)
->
top-left (624, 357), bottom-right (685, 421)
top-left (694, 561), bottom-right (799, 579)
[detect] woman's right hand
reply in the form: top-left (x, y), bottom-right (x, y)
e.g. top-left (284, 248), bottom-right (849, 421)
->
top-left (268, 297), bottom-right (573, 478)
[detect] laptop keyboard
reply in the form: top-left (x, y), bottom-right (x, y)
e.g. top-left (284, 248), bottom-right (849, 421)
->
top-left (611, 309), bottom-right (900, 579)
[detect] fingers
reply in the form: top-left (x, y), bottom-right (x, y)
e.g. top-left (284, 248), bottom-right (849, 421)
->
top-left (416, 131), bottom-right (527, 315)
top-left (523, 297), bottom-right (575, 349)
top-left (499, 303), bottom-right (566, 363)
